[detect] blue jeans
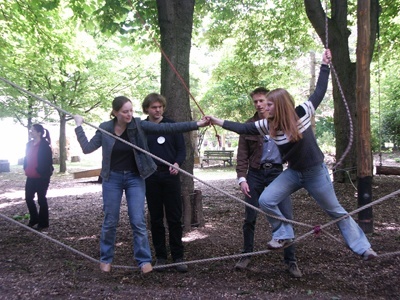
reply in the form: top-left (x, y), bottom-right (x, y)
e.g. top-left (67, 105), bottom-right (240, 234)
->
top-left (101, 171), bottom-right (152, 267)
top-left (244, 167), bottom-right (296, 263)
top-left (258, 163), bottom-right (371, 255)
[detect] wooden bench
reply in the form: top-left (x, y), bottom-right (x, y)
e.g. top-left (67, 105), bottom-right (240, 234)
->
top-left (73, 168), bottom-right (102, 182)
top-left (202, 150), bottom-right (234, 167)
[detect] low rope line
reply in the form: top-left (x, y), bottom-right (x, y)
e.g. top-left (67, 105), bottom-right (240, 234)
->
top-left (0, 77), bottom-right (378, 249)
top-left (0, 212), bottom-right (100, 265)
top-left (2, 189), bottom-right (399, 272)
top-left (2, 80), bottom-right (398, 266)
top-left (317, 188), bottom-right (400, 232)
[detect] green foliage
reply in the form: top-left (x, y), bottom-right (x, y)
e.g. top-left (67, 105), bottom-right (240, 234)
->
top-left (316, 116), bottom-right (335, 154)
top-left (374, 1), bottom-right (400, 64)
top-left (372, 60), bottom-right (400, 149)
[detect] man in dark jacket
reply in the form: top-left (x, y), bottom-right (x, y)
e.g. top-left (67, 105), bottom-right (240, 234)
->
top-left (234, 87), bottom-right (302, 277)
top-left (142, 93), bottom-right (188, 273)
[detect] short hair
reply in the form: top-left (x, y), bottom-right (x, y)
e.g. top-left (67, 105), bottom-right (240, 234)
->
top-left (250, 87), bottom-right (270, 97)
top-left (142, 93), bottom-right (167, 114)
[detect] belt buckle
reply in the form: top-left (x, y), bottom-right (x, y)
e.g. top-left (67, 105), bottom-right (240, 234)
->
top-left (262, 162), bottom-right (273, 169)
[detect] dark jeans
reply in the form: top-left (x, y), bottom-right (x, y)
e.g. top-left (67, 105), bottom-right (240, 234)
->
top-left (25, 177), bottom-right (50, 227)
top-left (145, 170), bottom-right (184, 261)
top-left (243, 167), bottom-right (296, 263)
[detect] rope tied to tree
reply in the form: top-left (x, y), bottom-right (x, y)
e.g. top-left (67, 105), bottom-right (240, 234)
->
top-left (127, 1), bottom-right (222, 147)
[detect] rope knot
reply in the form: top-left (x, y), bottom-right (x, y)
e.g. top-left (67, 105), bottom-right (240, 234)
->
top-left (313, 225), bottom-right (322, 236)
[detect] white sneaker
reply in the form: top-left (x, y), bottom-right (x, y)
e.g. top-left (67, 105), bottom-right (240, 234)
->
top-left (267, 238), bottom-right (293, 249)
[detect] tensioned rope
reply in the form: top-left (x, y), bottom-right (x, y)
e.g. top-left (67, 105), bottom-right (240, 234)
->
top-left (1, 2), bottom-right (398, 269)
top-left (0, 77), bottom-right (399, 269)
top-left (2, 187), bottom-right (399, 272)
top-left (0, 76), bottom-right (310, 230)
top-left (324, 1), bottom-right (354, 171)
top-left (127, 1), bottom-right (221, 146)
top-left (3, 75), bottom-right (385, 264)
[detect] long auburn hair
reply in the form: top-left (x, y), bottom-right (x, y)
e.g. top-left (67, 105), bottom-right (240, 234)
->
top-left (267, 88), bottom-right (302, 142)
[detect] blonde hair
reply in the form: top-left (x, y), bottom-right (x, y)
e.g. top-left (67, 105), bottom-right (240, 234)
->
top-left (267, 88), bottom-right (302, 142)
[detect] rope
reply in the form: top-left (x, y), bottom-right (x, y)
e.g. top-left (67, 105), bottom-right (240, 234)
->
top-left (127, 1), bottom-right (221, 146)
top-left (0, 76), bottom-right (367, 248)
top-left (0, 76), bottom-right (312, 230)
top-left (317, 188), bottom-right (400, 232)
top-left (0, 212), bottom-right (100, 265)
top-left (324, 1), bottom-right (354, 171)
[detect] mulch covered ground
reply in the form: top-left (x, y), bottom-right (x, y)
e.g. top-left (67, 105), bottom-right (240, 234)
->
top-left (0, 160), bottom-right (399, 299)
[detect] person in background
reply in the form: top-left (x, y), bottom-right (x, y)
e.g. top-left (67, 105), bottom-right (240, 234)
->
top-left (74, 96), bottom-right (208, 274)
top-left (142, 93), bottom-right (188, 273)
top-left (24, 124), bottom-right (54, 231)
top-left (208, 49), bottom-right (377, 261)
top-left (234, 87), bottom-right (302, 277)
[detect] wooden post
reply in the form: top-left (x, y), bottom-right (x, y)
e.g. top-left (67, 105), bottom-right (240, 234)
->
top-left (356, 0), bottom-right (373, 233)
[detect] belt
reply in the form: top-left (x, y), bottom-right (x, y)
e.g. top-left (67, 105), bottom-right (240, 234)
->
top-left (260, 162), bottom-right (282, 169)
top-left (111, 170), bottom-right (135, 174)
top-left (157, 165), bottom-right (170, 171)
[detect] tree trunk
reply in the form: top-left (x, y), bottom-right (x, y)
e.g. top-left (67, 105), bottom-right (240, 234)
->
top-left (157, 0), bottom-right (196, 230)
top-left (304, 0), bottom-right (379, 183)
top-left (356, 0), bottom-right (373, 233)
top-left (59, 112), bottom-right (67, 173)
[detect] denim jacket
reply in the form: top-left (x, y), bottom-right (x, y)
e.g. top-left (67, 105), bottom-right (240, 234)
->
top-left (75, 117), bottom-right (198, 180)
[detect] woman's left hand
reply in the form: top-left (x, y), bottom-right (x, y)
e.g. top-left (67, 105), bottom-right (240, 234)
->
top-left (322, 49), bottom-right (331, 65)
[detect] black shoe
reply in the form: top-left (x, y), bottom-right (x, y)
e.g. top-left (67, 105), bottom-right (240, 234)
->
top-left (287, 262), bottom-right (302, 278)
top-left (174, 258), bottom-right (188, 273)
top-left (28, 221), bottom-right (38, 228)
top-left (235, 256), bottom-right (251, 270)
top-left (154, 258), bottom-right (167, 272)
top-left (36, 225), bottom-right (49, 231)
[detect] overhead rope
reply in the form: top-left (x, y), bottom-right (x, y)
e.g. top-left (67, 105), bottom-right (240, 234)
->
top-left (324, 0), bottom-right (354, 171)
top-left (127, 0), bottom-right (221, 146)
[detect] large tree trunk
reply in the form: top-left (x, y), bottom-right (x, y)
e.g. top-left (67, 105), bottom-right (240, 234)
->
top-left (58, 112), bottom-right (67, 173)
top-left (157, 0), bottom-right (196, 230)
top-left (304, 0), bottom-right (379, 182)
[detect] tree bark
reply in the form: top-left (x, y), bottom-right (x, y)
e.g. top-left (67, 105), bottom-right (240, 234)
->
top-left (304, 0), bottom-right (379, 183)
top-left (357, 0), bottom-right (373, 233)
top-left (59, 112), bottom-right (67, 173)
top-left (157, 0), bottom-right (196, 229)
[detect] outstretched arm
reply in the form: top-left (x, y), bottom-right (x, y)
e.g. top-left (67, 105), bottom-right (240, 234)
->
top-left (206, 116), bottom-right (224, 126)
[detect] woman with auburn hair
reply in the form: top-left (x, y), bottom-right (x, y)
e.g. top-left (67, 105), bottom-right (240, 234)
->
top-left (208, 49), bottom-right (377, 261)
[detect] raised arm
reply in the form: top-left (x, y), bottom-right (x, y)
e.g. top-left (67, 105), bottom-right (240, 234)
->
top-left (308, 49), bottom-right (331, 110)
